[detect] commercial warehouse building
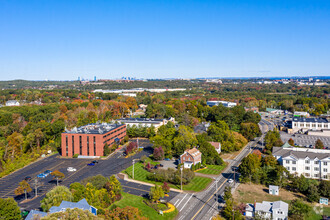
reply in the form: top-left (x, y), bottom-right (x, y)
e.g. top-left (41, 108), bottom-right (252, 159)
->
top-left (116, 117), bottom-right (175, 131)
top-left (61, 122), bottom-right (126, 157)
top-left (290, 117), bottom-right (329, 133)
top-left (206, 100), bottom-right (237, 108)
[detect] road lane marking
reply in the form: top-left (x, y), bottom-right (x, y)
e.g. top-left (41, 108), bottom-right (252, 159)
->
top-left (122, 185), bottom-right (149, 193)
top-left (176, 193), bottom-right (188, 208)
top-left (180, 193), bottom-right (194, 212)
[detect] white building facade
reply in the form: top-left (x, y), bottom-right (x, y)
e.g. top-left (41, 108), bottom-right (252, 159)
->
top-left (291, 117), bottom-right (329, 133)
top-left (207, 100), bottom-right (237, 108)
top-left (116, 117), bottom-right (175, 131)
top-left (273, 147), bottom-right (330, 180)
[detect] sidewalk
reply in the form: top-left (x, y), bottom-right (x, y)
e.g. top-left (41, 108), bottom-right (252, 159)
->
top-left (118, 173), bottom-right (183, 193)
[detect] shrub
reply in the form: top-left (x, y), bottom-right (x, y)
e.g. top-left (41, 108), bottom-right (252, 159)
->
top-left (72, 154), bottom-right (79, 158)
top-left (147, 168), bottom-right (195, 185)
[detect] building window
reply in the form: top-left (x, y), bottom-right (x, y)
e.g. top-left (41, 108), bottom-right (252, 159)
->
top-left (79, 136), bottom-right (82, 155)
top-left (324, 168), bottom-right (328, 172)
top-left (285, 160), bottom-right (290, 164)
top-left (286, 167), bottom-right (290, 171)
top-left (305, 173), bottom-right (310, 177)
top-left (314, 167), bottom-right (319, 171)
top-left (305, 160), bottom-right (310, 164)
top-left (305, 166), bottom-right (310, 170)
top-left (314, 161), bottom-right (319, 165)
top-left (93, 136), bottom-right (96, 156)
top-left (314, 174), bottom-right (319, 177)
top-left (323, 175), bottom-right (328, 179)
top-left (72, 136), bottom-right (74, 155)
top-left (292, 161), bottom-right (296, 164)
top-left (324, 162), bottom-right (328, 166)
top-left (87, 136), bottom-right (89, 156)
top-left (292, 167), bottom-right (296, 171)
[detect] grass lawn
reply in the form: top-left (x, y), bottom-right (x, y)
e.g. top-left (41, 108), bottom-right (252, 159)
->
top-left (307, 206), bottom-right (330, 220)
top-left (196, 164), bottom-right (226, 175)
top-left (123, 161), bottom-right (212, 192)
top-left (110, 192), bottom-right (178, 220)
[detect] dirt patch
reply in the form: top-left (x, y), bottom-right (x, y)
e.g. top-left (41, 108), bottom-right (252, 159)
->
top-left (233, 183), bottom-right (307, 204)
top-left (221, 149), bottom-right (244, 160)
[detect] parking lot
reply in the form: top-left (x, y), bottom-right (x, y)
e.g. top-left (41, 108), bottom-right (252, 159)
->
top-left (281, 131), bottom-right (330, 148)
top-left (0, 139), bottom-right (154, 211)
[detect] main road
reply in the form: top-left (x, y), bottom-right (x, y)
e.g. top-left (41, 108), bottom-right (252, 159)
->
top-left (173, 118), bottom-right (272, 220)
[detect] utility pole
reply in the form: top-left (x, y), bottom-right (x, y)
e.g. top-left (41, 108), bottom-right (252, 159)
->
top-left (214, 177), bottom-right (218, 210)
top-left (180, 167), bottom-right (183, 191)
top-left (132, 159), bottom-right (136, 179)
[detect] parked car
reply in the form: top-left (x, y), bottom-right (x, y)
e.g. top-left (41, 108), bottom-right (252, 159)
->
top-left (159, 164), bottom-right (164, 167)
top-left (87, 162), bottom-right (95, 166)
top-left (92, 160), bottom-right (99, 164)
top-left (67, 167), bottom-right (77, 172)
top-left (164, 158), bottom-right (170, 161)
top-left (24, 176), bottom-right (32, 182)
top-left (43, 170), bottom-right (52, 176)
top-left (37, 173), bottom-right (46, 178)
top-left (227, 178), bottom-right (234, 184)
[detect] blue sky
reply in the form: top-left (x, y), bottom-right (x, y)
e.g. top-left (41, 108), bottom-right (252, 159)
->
top-left (0, 0), bottom-right (330, 80)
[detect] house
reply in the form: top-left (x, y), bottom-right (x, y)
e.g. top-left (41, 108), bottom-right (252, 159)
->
top-left (25, 199), bottom-right (97, 220)
top-left (245, 203), bottom-right (254, 217)
top-left (209, 142), bottom-right (221, 154)
top-left (272, 146), bottom-right (330, 180)
top-left (269, 185), bottom-right (279, 195)
top-left (194, 122), bottom-right (210, 134)
top-left (5, 100), bottom-right (20, 106)
top-left (180, 148), bottom-right (202, 168)
top-left (255, 201), bottom-right (288, 220)
top-left (320, 197), bottom-right (329, 205)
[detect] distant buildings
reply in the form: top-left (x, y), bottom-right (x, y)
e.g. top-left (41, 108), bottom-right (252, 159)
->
top-left (26, 199), bottom-right (97, 220)
top-left (93, 88), bottom-right (186, 94)
top-left (272, 146), bottom-right (330, 180)
top-left (244, 107), bottom-right (259, 113)
top-left (116, 117), bottom-right (175, 131)
top-left (5, 100), bottom-right (20, 106)
top-left (207, 100), bottom-right (237, 108)
top-left (180, 148), bottom-right (202, 169)
top-left (61, 122), bottom-right (126, 157)
top-left (293, 111), bottom-right (310, 118)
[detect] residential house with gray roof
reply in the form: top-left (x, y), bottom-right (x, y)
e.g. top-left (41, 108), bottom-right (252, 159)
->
top-left (255, 201), bottom-right (288, 220)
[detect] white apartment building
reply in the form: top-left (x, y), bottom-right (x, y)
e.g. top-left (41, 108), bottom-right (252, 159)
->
top-left (207, 100), bottom-right (237, 108)
top-left (273, 147), bottom-right (330, 180)
top-left (5, 100), bottom-right (20, 106)
top-left (290, 117), bottom-right (329, 133)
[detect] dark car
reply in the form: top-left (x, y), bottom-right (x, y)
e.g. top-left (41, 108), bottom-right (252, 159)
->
top-left (159, 164), bottom-right (164, 167)
top-left (24, 176), bottom-right (32, 182)
top-left (87, 163), bottom-right (95, 166)
top-left (164, 158), bottom-right (170, 161)
top-left (92, 160), bottom-right (99, 164)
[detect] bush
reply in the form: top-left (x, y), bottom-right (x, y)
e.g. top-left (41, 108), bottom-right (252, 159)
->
top-left (147, 168), bottom-right (195, 185)
top-left (72, 154), bottom-right (79, 158)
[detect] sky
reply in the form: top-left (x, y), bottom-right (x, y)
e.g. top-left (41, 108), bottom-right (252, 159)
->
top-left (0, 0), bottom-right (330, 80)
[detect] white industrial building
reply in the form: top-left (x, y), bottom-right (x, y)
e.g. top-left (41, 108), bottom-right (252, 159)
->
top-left (116, 117), bottom-right (175, 131)
top-left (5, 100), bottom-right (20, 106)
top-left (272, 147), bottom-right (330, 180)
top-left (207, 100), bottom-right (237, 108)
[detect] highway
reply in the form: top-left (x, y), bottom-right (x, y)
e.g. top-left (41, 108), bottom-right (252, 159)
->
top-left (173, 118), bottom-right (272, 220)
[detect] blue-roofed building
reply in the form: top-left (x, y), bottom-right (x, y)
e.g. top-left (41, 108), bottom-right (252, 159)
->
top-left (25, 199), bottom-right (97, 220)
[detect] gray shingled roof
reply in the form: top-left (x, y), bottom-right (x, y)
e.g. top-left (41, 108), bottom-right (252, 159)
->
top-left (25, 210), bottom-right (47, 220)
top-left (255, 201), bottom-right (272, 213)
top-left (273, 201), bottom-right (288, 212)
top-left (49, 198), bottom-right (93, 213)
top-left (273, 147), bottom-right (330, 160)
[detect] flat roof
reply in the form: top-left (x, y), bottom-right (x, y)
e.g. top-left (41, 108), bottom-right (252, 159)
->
top-left (292, 117), bottom-right (329, 123)
top-left (116, 118), bottom-right (166, 123)
top-left (63, 123), bottom-right (125, 135)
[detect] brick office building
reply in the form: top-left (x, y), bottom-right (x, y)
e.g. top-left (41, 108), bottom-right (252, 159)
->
top-left (61, 123), bottom-right (126, 157)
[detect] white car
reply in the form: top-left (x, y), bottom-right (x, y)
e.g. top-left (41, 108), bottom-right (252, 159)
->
top-left (227, 178), bottom-right (234, 184)
top-left (67, 167), bottom-right (76, 172)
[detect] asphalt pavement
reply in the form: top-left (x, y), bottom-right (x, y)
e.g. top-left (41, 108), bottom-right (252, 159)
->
top-left (0, 139), bottom-right (154, 211)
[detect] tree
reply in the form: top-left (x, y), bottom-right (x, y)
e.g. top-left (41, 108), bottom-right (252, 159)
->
top-left (238, 154), bottom-right (261, 183)
top-left (319, 180), bottom-right (330, 198)
top-left (288, 138), bottom-right (294, 146)
top-left (289, 199), bottom-right (311, 219)
top-left (32, 178), bottom-right (43, 197)
top-left (240, 122), bottom-right (261, 141)
top-left (102, 206), bottom-right (148, 220)
top-left (315, 139), bottom-right (324, 149)
top-left (149, 185), bottom-right (164, 203)
top-left (223, 186), bottom-right (232, 201)
top-left (0, 198), bottom-right (21, 220)
top-left (104, 175), bottom-right (122, 203)
top-left (70, 182), bottom-right (86, 202)
top-left (103, 143), bottom-right (110, 156)
top-left (162, 182), bottom-right (170, 193)
top-left (41, 208), bottom-right (101, 220)
top-left (81, 174), bottom-right (108, 189)
top-left (14, 180), bottom-right (32, 200)
top-left (307, 183), bottom-right (320, 202)
top-left (41, 186), bottom-right (73, 211)
top-left (51, 170), bottom-right (65, 185)
top-left (153, 146), bottom-right (164, 161)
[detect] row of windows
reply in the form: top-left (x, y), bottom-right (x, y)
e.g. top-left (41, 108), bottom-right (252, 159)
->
top-left (285, 160), bottom-right (328, 166)
top-left (305, 173), bottom-right (328, 179)
top-left (294, 123), bottom-right (329, 128)
top-left (287, 166), bottom-right (328, 172)
top-left (103, 131), bottom-right (126, 144)
top-left (65, 135), bottom-right (96, 156)
top-left (102, 126), bottom-right (125, 138)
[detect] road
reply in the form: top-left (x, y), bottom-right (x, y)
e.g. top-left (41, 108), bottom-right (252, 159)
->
top-left (173, 118), bottom-right (272, 220)
top-left (0, 139), bottom-right (177, 211)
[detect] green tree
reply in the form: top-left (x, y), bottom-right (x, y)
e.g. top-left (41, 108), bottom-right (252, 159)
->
top-left (104, 175), bottom-right (122, 203)
top-left (70, 182), bottom-right (86, 202)
top-left (289, 199), bottom-right (311, 219)
top-left (238, 153), bottom-right (261, 183)
top-left (81, 174), bottom-right (108, 189)
top-left (41, 186), bottom-right (73, 211)
top-left (149, 185), bottom-right (164, 203)
top-left (0, 198), bottom-right (21, 220)
top-left (319, 180), bottom-right (330, 198)
top-left (288, 138), bottom-right (294, 146)
top-left (240, 122), bottom-right (261, 141)
top-left (103, 143), bottom-right (110, 156)
top-left (51, 170), bottom-right (65, 186)
top-left (14, 180), bottom-right (32, 200)
top-left (307, 183), bottom-right (320, 202)
top-left (223, 186), bottom-right (232, 201)
top-left (315, 139), bottom-right (324, 149)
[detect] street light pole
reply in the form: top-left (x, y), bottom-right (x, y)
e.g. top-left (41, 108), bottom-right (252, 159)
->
top-left (214, 177), bottom-right (218, 209)
top-left (180, 167), bottom-right (183, 191)
top-left (132, 159), bottom-right (136, 179)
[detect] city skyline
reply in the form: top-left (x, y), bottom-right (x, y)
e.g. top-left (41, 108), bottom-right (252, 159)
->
top-left (1, 0), bottom-right (330, 80)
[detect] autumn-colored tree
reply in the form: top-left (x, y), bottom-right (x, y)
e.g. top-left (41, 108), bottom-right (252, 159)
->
top-left (315, 139), bottom-right (324, 149)
top-left (288, 138), bottom-right (294, 146)
top-left (34, 128), bottom-right (44, 153)
top-left (103, 206), bottom-right (148, 220)
top-left (162, 182), bottom-right (170, 194)
top-left (14, 180), bottom-right (32, 200)
top-left (149, 185), bottom-right (164, 203)
top-left (153, 146), bottom-right (164, 161)
top-left (51, 170), bottom-right (65, 185)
